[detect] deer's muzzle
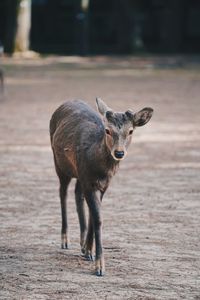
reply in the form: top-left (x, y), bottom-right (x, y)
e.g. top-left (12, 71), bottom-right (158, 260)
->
top-left (114, 150), bottom-right (125, 159)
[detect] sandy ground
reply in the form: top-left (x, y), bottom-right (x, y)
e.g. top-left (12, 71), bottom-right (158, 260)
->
top-left (0, 56), bottom-right (200, 299)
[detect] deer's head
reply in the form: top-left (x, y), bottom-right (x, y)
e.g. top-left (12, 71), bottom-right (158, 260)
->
top-left (96, 98), bottom-right (153, 161)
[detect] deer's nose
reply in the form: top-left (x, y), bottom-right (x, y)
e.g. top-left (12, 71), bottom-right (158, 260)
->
top-left (114, 150), bottom-right (124, 159)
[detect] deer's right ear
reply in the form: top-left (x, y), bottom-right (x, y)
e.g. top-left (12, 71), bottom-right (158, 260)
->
top-left (96, 98), bottom-right (112, 116)
top-left (132, 107), bottom-right (153, 127)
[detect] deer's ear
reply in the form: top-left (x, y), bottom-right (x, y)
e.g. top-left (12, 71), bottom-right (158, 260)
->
top-left (96, 98), bottom-right (112, 116)
top-left (132, 107), bottom-right (153, 127)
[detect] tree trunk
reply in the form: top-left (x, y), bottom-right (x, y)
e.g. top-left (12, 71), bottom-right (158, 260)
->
top-left (4, 0), bottom-right (31, 54)
top-left (15, 0), bottom-right (32, 52)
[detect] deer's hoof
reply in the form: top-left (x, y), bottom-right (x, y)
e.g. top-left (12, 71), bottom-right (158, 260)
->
top-left (61, 243), bottom-right (69, 249)
top-left (82, 247), bottom-right (94, 261)
top-left (85, 254), bottom-right (94, 261)
top-left (61, 233), bottom-right (69, 249)
top-left (95, 269), bottom-right (104, 277)
top-left (95, 258), bottom-right (105, 277)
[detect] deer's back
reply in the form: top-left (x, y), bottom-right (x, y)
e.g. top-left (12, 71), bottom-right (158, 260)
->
top-left (50, 100), bottom-right (104, 178)
top-left (51, 101), bottom-right (100, 134)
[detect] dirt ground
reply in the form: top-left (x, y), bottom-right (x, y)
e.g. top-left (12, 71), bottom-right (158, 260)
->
top-left (0, 56), bottom-right (200, 300)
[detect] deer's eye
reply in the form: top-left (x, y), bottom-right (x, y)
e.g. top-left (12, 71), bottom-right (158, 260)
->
top-left (129, 129), bottom-right (133, 135)
top-left (105, 128), bottom-right (111, 135)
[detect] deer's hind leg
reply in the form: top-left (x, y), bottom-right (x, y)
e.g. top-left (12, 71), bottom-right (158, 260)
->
top-left (53, 153), bottom-right (71, 249)
top-left (75, 180), bottom-right (87, 253)
top-left (59, 174), bottom-right (71, 249)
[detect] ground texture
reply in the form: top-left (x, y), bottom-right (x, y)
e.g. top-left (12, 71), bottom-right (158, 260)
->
top-left (0, 56), bottom-right (200, 299)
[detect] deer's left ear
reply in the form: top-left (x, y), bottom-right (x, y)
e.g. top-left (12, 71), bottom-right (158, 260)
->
top-left (96, 98), bottom-right (112, 116)
top-left (132, 107), bottom-right (153, 127)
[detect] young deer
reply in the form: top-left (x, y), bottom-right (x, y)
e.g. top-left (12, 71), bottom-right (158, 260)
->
top-left (50, 98), bottom-right (153, 276)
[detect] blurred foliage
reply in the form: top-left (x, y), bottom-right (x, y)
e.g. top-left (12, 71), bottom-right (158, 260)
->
top-left (1, 0), bottom-right (200, 55)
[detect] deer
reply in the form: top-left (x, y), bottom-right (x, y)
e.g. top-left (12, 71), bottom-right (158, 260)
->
top-left (49, 98), bottom-right (153, 276)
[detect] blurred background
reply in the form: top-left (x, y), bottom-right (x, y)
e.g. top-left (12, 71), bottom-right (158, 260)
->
top-left (0, 0), bottom-right (200, 56)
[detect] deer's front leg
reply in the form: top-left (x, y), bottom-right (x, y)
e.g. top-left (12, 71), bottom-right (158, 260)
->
top-left (85, 190), bottom-right (105, 276)
top-left (83, 213), bottom-right (94, 261)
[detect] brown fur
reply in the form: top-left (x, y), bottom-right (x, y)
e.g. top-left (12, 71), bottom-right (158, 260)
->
top-left (50, 98), bottom-right (153, 276)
